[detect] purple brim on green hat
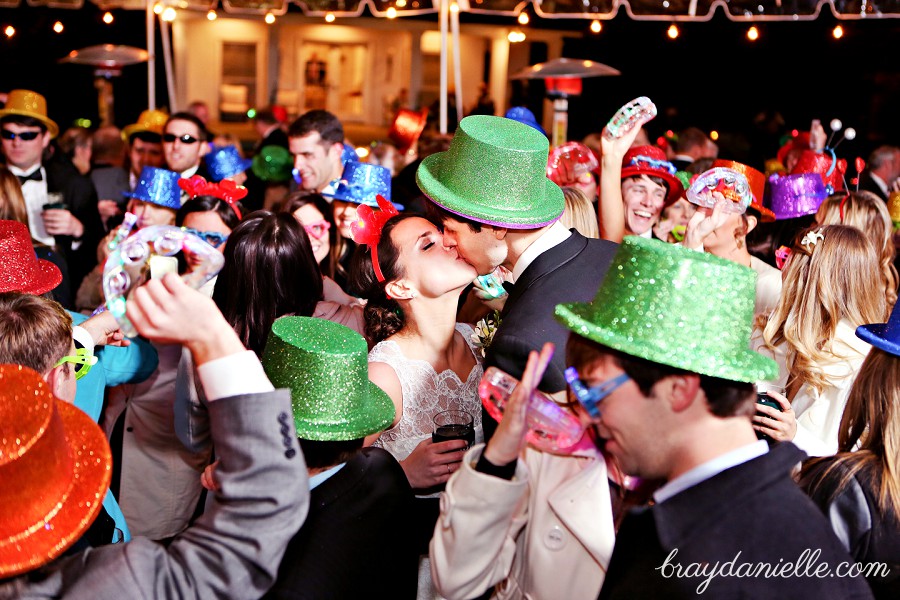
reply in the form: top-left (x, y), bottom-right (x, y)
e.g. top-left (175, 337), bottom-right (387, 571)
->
top-left (554, 236), bottom-right (778, 383)
top-left (416, 115), bottom-right (564, 229)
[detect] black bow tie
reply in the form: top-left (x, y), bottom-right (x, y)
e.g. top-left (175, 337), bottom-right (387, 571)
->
top-left (17, 169), bottom-right (43, 185)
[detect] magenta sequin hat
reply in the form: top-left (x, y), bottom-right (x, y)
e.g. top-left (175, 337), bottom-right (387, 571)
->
top-left (768, 173), bottom-right (828, 220)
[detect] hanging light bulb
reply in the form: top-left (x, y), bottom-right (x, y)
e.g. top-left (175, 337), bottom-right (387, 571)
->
top-left (265, 12), bottom-right (276, 24)
top-left (53, 21), bottom-right (64, 33)
top-left (667, 24), bottom-right (679, 39)
top-left (518, 12), bottom-right (529, 25)
top-left (386, 6), bottom-right (397, 18)
top-left (325, 12), bottom-right (335, 23)
top-left (449, 2), bottom-right (459, 12)
top-left (396, 0), bottom-right (407, 6)
top-left (590, 20), bottom-right (602, 34)
top-left (4, 25), bottom-right (14, 38)
top-left (153, 2), bottom-right (164, 15)
top-left (161, 7), bottom-right (176, 22)
top-left (710, 130), bottom-right (719, 141)
top-left (507, 30), bottom-right (526, 43)
top-left (207, 10), bottom-right (217, 21)
top-left (832, 25), bottom-right (844, 39)
top-left (103, 11), bottom-right (114, 24)
top-left (747, 26), bottom-right (759, 41)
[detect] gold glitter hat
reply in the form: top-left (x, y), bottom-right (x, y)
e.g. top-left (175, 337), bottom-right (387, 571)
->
top-left (555, 236), bottom-right (778, 383)
top-left (0, 90), bottom-right (58, 138)
top-left (262, 317), bottom-right (395, 441)
top-left (0, 364), bottom-right (112, 578)
top-left (121, 108), bottom-right (168, 141)
top-left (416, 115), bottom-right (565, 229)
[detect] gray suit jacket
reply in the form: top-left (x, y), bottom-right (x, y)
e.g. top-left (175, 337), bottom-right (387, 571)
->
top-left (3, 389), bottom-right (309, 600)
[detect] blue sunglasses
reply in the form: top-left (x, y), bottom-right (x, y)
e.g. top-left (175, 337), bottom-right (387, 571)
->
top-left (564, 367), bottom-right (631, 420)
top-left (182, 227), bottom-right (229, 247)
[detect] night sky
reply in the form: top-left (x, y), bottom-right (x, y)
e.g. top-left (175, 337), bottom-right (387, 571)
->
top-left (1, 5), bottom-right (898, 168)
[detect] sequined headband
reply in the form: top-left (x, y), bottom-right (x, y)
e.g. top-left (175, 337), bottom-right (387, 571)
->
top-left (350, 195), bottom-right (399, 283)
top-left (178, 175), bottom-right (246, 220)
top-left (628, 155), bottom-right (677, 176)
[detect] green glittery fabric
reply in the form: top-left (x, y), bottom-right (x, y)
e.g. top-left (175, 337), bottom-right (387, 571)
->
top-left (555, 236), bottom-right (778, 383)
top-left (416, 115), bottom-right (565, 229)
top-left (261, 317), bottom-right (395, 441)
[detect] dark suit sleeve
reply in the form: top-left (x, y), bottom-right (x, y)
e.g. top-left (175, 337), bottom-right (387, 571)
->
top-left (485, 331), bottom-right (567, 394)
top-left (20, 390), bottom-right (310, 600)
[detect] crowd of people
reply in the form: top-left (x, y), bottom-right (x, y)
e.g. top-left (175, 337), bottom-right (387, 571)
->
top-left (0, 85), bottom-right (898, 599)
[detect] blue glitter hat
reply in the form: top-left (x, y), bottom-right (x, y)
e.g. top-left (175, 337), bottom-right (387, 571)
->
top-left (505, 106), bottom-right (546, 136)
top-left (330, 162), bottom-right (403, 210)
top-left (342, 143), bottom-right (360, 167)
top-left (856, 300), bottom-right (900, 357)
top-left (262, 317), bottom-right (395, 441)
top-left (204, 145), bottom-right (252, 182)
top-left (123, 166), bottom-right (182, 210)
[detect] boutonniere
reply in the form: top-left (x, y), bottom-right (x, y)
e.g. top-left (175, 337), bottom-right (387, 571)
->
top-left (471, 310), bottom-right (502, 358)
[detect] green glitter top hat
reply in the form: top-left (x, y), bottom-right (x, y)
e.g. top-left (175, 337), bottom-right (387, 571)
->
top-left (262, 317), bottom-right (395, 441)
top-left (416, 115), bottom-right (564, 229)
top-left (555, 236), bottom-right (778, 383)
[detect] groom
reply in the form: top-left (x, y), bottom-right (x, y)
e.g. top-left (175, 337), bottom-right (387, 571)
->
top-left (419, 115), bottom-right (617, 434)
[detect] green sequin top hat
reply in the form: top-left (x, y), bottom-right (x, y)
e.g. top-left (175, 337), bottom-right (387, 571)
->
top-left (555, 236), bottom-right (778, 383)
top-left (251, 145), bottom-right (292, 183)
top-left (262, 317), bottom-right (394, 441)
top-left (416, 115), bottom-right (564, 229)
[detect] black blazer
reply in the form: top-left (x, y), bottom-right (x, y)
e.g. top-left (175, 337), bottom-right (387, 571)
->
top-left (857, 173), bottom-right (888, 202)
top-left (598, 443), bottom-right (875, 599)
top-left (265, 447), bottom-right (418, 599)
top-left (485, 231), bottom-right (618, 394)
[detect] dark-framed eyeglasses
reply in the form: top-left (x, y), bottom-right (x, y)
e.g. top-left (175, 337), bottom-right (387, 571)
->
top-left (183, 227), bottom-right (229, 247)
top-left (163, 133), bottom-right (199, 144)
top-left (1, 129), bottom-right (42, 141)
top-left (564, 366), bottom-right (631, 420)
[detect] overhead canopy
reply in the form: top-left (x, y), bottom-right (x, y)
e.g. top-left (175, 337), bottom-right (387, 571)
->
top-left (6, 0), bottom-right (898, 20)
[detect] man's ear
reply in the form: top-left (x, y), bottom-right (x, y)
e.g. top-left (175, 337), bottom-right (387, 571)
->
top-left (41, 131), bottom-right (51, 150)
top-left (657, 373), bottom-right (701, 413)
top-left (384, 278), bottom-right (417, 301)
top-left (745, 214), bottom-right (758, 235)
top-left (44, 363), bottom-right (68, 398)
top-left (491, 225), bottom-right (509, 241)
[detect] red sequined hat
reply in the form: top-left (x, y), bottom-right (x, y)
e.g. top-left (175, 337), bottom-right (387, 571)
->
top-left (0, 365), bottom-right (112, 577)
top-left (790, 149), bottom-right (847, 193)
top-left (388, 109), bottom-right (428, 155)
top-left (777, 132), bottom-right (811, 166)
top-left (620, 145), bottom-right (683, 207)
top-left (0, 220), bottom-right (62, 295)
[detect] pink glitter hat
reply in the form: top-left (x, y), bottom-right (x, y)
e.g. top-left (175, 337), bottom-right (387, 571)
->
top-left (768, 173), bottom-right (828, 220)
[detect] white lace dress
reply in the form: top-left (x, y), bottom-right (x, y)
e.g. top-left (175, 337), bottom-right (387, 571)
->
top-left (369, 323), bottom-right (484, 486)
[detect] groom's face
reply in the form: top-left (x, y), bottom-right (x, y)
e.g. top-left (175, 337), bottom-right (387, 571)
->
top-left (440, 217), bottom-right (507, 276)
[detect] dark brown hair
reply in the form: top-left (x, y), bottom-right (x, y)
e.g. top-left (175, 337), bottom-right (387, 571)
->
top-left (279, 191), bottom-right (338, 278)
top-left (424, 201), bottom-right (483, 233)
top-left (288, 109), bottom-right (344, 146)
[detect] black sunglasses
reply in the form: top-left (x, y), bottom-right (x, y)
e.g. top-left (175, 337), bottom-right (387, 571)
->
top-left (1, 129), bottom-right (41, 141)
top-left (162, 133), bottom-right (199, 144)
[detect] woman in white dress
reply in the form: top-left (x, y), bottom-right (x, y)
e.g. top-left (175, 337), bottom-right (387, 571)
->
top-left (351, 209), bottom-right (483, 594)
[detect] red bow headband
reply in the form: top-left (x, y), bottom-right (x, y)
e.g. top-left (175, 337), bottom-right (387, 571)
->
top-left (350, 195), bottom-right (399, 283)
top-left (178, 175), bottom-right (247, 220)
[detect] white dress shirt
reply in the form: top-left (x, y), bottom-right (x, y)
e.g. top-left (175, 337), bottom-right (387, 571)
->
top-left (9, 164), bottom-right (54, 245)
top-left (653, 440), bottom-right (769, 503)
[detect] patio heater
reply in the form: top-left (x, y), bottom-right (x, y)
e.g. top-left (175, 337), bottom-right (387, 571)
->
top-left (511, 58), bottom-right (620, 147)
top-left (60, 44), bottom-right (149, 126)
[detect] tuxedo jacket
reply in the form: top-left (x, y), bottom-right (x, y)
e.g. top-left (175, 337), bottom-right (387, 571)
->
top-left (857, 172), bottom-right (888, 202)
top-left (1, 390), bottom-right (309, 600)
top-left (45, 160), bottom-right (102, 289)
top-left (598, 443), bottom-right (874, 600)
top-left (265, 447), bottom-right (418, 599)
top-left (486, 231), bottom-right (618, 394)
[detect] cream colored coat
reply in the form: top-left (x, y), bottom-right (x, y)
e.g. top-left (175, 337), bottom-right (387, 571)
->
top-left (430, 442), bottom-right (615, 600)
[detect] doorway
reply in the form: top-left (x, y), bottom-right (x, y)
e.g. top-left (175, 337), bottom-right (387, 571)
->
top-left (299, 42), bottom-right (368, 122)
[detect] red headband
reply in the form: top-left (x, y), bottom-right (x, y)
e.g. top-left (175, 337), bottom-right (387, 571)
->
top-left (350, 195), bottom-right (399, 283)
top-left (178, 175), bottom-right (247, 220)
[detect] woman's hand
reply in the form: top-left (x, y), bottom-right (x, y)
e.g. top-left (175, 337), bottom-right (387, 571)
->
top-left (483, 342), bottom-right (555, 466)
top-left (682, 194), bottom-right (729, 251)
top-left (201, 459), bottom-right (221, 492)
top-left (400, 438), bottom-right (469, 489)
top-left (753, 391), bottom-right (797, 442)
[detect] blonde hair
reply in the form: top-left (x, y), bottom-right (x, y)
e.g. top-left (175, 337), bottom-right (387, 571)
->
top-left (801, 349), bottom-right (900, 522)
top-left (560, 186), bottom-right (599, 238)
top-left (817, 191), bottom-right (897, 311)
top-left (0, 168), bottom-right (29, 224)
top-left (759, 225), bottom-right (886, 396)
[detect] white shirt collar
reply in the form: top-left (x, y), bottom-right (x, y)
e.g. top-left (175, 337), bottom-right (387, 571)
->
top-left (7, 163), bottom-right (42, 177)
top-left (309, 462), bottom-right (346, 490)
top-left (653, 440), bottom-right (768, 503)
top-left (638, 228), bottom-right (654, 239)
top-left (510, 220), bottom-right (571, 282)
top-left (181, 165), bottom-right (199, 178)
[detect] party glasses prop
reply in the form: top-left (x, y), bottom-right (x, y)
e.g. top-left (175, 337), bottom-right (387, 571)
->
top-left (564, 367), bottom-right (631, 420)
top-left (102, 222), bottom-right (225, 337)
top-left (686, 167), bottom-right (753, 214)
top-left (604, 96), bottom-right (657, 141)
top-left (480, 367), bottom-right (585, 452)
top-left (303, 220), bottom-right (331, 239)
top-left (547, 142), bottom-right (599, 184)
top-left (54, 347), bottom-right (98, 381)
top-left (182, 227), bottom-right (229, 248)
top-left (162, 133), bottom-right (200, 144)
top-left (1, 129), bottom-right (41, 141)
